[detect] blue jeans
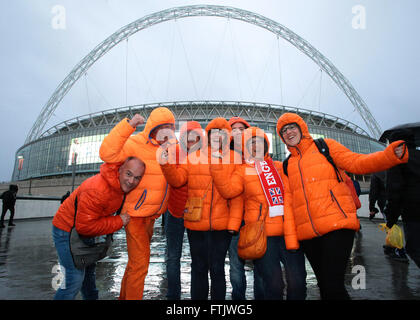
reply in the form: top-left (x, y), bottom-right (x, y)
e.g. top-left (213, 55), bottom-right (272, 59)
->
top-left (253, 236), bottom-right (307, 300)
top-left (164, 210), bottom-right (185, 299)
top-left (52, 225), bottom-right (98, 300)
top-left (403, 221), bottom-right (420, 268)
top-left (229, 232), bottom-right (265, 300)
top-left (187, 229), bottom-right (232, 300)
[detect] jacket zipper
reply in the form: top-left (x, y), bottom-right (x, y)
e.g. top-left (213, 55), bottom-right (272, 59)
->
top-left (297, 147), bottom-right (321, 237)
top-left (156, 183), bottom-right (169, 213)
top-left (330, 190), bottom-right (347, 218)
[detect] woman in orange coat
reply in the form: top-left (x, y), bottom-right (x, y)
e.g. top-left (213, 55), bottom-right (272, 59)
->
top-left (99, 107), bottom-right (175, 300)
top-left (159, 117), bottom-right (243, 300)
top-left (210, 126), bottom-right (306, 300)
top-left (227, 117), bottom-right (265, 300)
top-left (164, 121), bottom-right (203, 300)
top-left (276, 112), bottom-right (409, 300)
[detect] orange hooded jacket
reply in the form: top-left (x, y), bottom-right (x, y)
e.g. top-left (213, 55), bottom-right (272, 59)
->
top-left (167, 121), bottom-right (204, 218)
top-left (160, 118), bottom-right (243, 231)
top-left (99, 107), bottom-right (175, 218)
top-left (276, 112), bottom-right (409, 241)
top-left (210, 127), bottom-right (299, 250)
top-left (52, 162), bottom-right (125, 236)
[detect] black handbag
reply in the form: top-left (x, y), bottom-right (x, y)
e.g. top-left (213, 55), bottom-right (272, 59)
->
top-left (69, 195), bottom-right (125, 270)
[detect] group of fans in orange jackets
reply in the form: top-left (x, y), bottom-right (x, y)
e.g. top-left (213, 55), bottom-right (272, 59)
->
top-left (52, 106), bottom-right (408, 300)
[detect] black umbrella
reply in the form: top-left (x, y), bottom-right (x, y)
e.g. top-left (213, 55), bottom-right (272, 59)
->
top-left (379, 122), bottom-right (420, 143)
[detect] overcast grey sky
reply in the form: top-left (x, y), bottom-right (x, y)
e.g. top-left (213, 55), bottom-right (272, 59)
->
top-left (1, 0), bottom-right (419, 182)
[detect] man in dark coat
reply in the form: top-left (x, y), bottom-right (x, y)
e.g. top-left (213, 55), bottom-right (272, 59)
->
top-left (1, 184), bottom-right (19, 227)
top-left (384, 128), bottom-right (420, 268)
top-left (369, 171), bottom-right (387, 220)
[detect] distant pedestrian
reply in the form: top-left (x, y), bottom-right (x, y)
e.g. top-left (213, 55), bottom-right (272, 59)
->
top-left (352, 178), bottom-right (361, 198)
top-left (369, 170), bottom-right (408, 262)
top-left (369, 171), bottom-right (387, 220)
top-left (384, 129), bottom-right (420, 268)
top-left (1, 184), bottom-right (18, 227)
top-left (60, 191), bottom-right (71, 204)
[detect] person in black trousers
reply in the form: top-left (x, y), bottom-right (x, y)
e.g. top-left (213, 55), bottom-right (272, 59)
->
top-left (384, 129), bottom-right (420, 268)
top-left (1, 185), bottom-right (19, 227)
top-left (369, 171), bottom-right (387, 220)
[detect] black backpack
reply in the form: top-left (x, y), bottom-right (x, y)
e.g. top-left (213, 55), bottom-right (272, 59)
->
top-left (282, 138), bottom-right (344, 183)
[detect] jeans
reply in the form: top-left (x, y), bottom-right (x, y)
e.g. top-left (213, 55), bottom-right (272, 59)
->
top-left (164, 210), bottom-right (185, 299)
top-left (403, 221), bottom-right (420, 268)
top-left (253, 236), bottom-right (307, 300)
top-left (301, 228), bottom-right (355, 300)
top-left (229, 232), bottom-right (265, 300)
top-left (187, 229), bottom-right (232, 300)
top-left (52, 225), bottom-right (98, 300)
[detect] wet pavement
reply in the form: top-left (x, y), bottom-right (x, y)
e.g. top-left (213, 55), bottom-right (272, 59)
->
top-left (0, 217), bottom-right (419, 300)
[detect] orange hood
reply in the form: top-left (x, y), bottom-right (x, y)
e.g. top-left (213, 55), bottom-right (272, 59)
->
top-left (179, 121), bottom-right (204, 152)
top-left (276, 112), bottom-right (313, 156)
top-left (205, 117), bottom-right (232, 153)
top-left (242, 127), bottom-right (270, 162)
top-left (142, 107), bottom-right (175, 144)
top-left (229, 116), bottom-right (250, 129)
top-left (99, 162), bottom-right (123, 193)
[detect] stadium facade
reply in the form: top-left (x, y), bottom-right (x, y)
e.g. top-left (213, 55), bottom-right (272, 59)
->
top-left (12, 101), bottom-right (384, 182)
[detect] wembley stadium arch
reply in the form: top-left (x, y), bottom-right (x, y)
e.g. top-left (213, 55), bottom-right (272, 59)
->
top-left (13, 5), bottom-right (385, 181)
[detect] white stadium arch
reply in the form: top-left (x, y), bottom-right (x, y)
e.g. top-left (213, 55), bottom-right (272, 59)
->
top-left (26, 4), bottom-right (382, 143)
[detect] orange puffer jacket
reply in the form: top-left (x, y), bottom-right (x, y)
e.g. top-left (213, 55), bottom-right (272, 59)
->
top-left (276, 112), bottom-right (409, 241)
top-left (52, 163), bottom-right (125, 236)
top-left (210, 127), bottom-right (299, 250)
top-left (99, 107), bottom-right (175, 218)
top-left (160, 118), bottom-right (243, 231)
top-left (167, 121), bottom-right (204, 218)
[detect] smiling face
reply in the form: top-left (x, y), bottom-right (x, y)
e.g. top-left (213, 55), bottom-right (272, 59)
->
top-left (118, 158), bottom-right (145, 193)
top-left (231, 122), bottom-right (246, 148)
top-left (280, 123), bottom-right (302, 147)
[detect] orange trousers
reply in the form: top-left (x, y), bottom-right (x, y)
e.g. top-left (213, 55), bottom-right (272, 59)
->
top-left (119, 217), bottom-right (155, 300)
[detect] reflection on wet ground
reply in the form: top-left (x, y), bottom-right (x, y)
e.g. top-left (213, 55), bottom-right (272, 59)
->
top-left (0, 217), bottom-right (418, 300)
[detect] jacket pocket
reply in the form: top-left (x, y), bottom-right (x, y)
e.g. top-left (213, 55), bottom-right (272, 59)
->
top-left (330, 190), bottom-right (347, 218)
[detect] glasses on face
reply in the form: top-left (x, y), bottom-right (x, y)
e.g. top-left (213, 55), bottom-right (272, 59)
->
top-left (280, 123), bottom-right (298, 135)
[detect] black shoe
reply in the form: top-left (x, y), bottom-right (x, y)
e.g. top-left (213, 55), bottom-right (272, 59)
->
top-left (8, 223), bottom-right (16, 227)
top-left (389, 248), bottom-right (409, 263)
top-left (384, 245), bottom-right (409, 263)
top-left (0, 224), bottom-right (5, 228)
